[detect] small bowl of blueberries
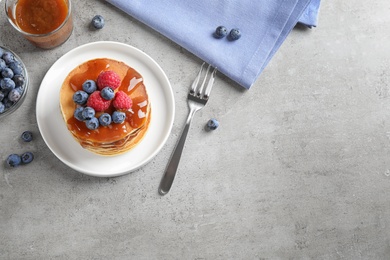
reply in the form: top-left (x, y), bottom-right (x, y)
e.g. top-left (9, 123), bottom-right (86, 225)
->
top-left (0, 45), bottom-right (29, 119)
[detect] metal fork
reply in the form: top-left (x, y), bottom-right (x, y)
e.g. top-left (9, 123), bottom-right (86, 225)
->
top-left (158, 63), bottom-right (217, 195)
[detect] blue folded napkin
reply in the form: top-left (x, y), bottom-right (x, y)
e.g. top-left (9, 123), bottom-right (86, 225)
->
top-left (106, 0), bottom-right (321, 89)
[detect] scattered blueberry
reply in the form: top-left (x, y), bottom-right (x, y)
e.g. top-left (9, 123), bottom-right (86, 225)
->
top-left (100, 87), bottom-right (114, 100)
top-left (0, 78), bottom-right (15, 91)
top-left (214, 26), bottom-right (228, 38)
top-left (6, 154), bottom-right (21, 167)
top-left (21, 152), bottom-right (34, 164)
top-left (2, 51), bottom-right (15, 64)
top-left (91, 15), bottom-right (105, 29)
top-left (0, 48), bottom-right (4, 58)
top-left (82, 106), bottom-right (95, 120)
top-left (85, 117), bottom-right (99, 130)
top-left (21, 131), bottom-right (33, 142)
top-left (72, 90), bottom-right (89, 105)
top-left (0, 102), bottom-right (4, 113)
top-left (206, 118), bottom-right (219, 131)
top-left (112, 111), bottom-right (126, 124)
top-left (82, 79), bottom-right (97, 94)
top-left (229, 28), bottom-right (241, 40)
top-left (99, 113), bottom-right (112, 126)
top-left (74, 107), bottom-right (84, 121)
top-left (2, 68), bottom-right (14, 79)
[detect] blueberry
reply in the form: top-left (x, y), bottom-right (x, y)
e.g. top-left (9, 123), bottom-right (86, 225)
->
top-left (0, 78), bottom-right (16, 91)
top-left (0, 59), bottom-right (6, 72)
top-left (72, 90), bottom-right (89, 105)
top-left (74, 107), bottom-right (84, 121)
top-left (21, 152), bottom-right (34, 164)
top-left (206, 118), bottom-right (219, 131)
top-left (2, 51), bottom-right (15, 64)
top-left (0, 48), bottom-right (4, 58)
top-left (13, 75), bottom-right (25, 87)
top-left (3, 97), bottom-right (13, 108)
top-left (85, 117), bottom-right (99, 130)
top-left (2, 68), bottom-right (14, 79)
top-left (6, 154), bottom-right (21, 167)
top-left (0, 91), bottom-right (4, 102)
top-left (82, 106), bottom-right (95, 120)
top-left (91, 15), bottom-right (105, 29)
top-left (99, 113), bottom-right (112, 126)
top-left (8, 88), bottom-right (21, 102)
top-left (21, 131), bottom-right (33, 142)
top-left (0, 102), bottom-right (4, 113)
top-left (82, 79), bottom-right (97, 94)
top-left (112, 111), bottom-right (126, 124)
top-left (214, 26), bottom-right (228, 38)
top-left (229, 28), bottom-right (241, 40)
top-left (8, 62), bottom-right (23, 76)
top-left (100, 87), bottom-right (114, 100)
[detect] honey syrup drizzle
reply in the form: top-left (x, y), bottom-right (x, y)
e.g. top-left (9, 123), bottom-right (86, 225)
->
top-left (66, 59), bottom-right (148, 143)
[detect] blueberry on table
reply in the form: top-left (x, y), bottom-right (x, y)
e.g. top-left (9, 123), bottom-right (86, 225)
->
top-left (214, 26), bottom-right (228, 38)
top-left (91, 15), bottom-right (105, 29)
top-left (229, 28), bottom-right (241, 40)
top-left (21, 131), bottom-right (33, 142)
top-left (206, 118), bottom-right (219, 131)
top-left (6, 154), bottom-right (21, 167)
top-left (21, 152), bottom-right (34, 164)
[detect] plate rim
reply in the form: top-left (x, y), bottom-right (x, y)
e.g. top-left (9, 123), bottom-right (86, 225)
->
top-left (36, 41), bottom-right (175, 177)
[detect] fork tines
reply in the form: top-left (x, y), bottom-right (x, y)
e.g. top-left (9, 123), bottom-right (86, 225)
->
top-left (189, 63), bottom-right (217, 101)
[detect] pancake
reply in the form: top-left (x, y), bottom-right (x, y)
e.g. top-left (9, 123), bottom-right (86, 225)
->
top-left (60, 58), bottom-right (151, 156)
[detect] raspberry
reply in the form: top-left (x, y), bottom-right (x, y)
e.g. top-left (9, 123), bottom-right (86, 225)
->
top-left (86, 91), bottom-right (111, 112)
top-left (97, 71), bottom-right (121, 90)
top-left (113, 91), bottom-right (132, 110)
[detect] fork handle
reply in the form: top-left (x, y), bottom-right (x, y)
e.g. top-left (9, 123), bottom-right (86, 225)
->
top-left (158, 108), bottom-right (197, 195)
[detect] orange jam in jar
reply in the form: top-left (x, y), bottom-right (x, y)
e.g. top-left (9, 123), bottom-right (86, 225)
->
top-left (14, 0), bottom-right (69, 34)
top-left (6, 0), bottom-right (73, 49)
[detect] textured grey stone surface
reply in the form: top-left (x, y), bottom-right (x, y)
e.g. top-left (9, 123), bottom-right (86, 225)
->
top-left (1, 1), bottom-right (390, 259)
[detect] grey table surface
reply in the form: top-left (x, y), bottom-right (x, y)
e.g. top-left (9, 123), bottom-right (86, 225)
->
top-left (1, 1), bottom-right (390, 259)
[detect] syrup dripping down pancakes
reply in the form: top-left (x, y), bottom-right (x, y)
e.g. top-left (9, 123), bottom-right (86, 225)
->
top-left (60, 58), bottom-right (151, 156)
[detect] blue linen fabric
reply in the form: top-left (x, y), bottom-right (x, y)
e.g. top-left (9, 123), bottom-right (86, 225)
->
top-left (106, 0), bottom-right (321, 89)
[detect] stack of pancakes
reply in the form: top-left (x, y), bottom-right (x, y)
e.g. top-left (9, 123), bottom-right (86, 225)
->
top-left (59, 58), bottom-right (151, 156)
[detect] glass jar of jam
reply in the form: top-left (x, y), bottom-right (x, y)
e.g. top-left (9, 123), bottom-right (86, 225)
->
top-left (5, 0), bottom-right (73, 49)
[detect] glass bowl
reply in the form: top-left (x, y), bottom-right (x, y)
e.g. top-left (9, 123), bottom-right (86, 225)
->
top-left (0, 45), bottom-right (29, 119)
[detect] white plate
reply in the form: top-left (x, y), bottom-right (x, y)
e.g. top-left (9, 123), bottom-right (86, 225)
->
top-left (36, 41), bottom-right (175, 177)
